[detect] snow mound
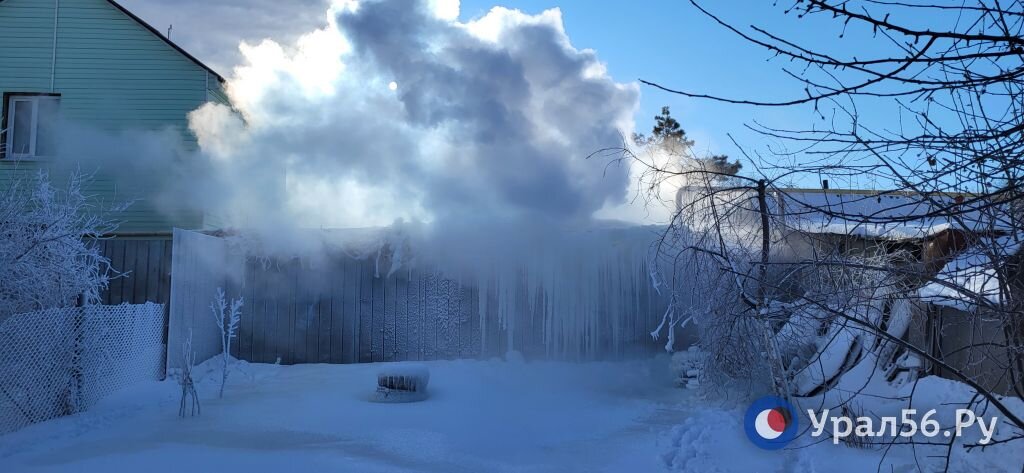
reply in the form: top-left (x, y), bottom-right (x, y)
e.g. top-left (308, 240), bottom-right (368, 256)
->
top-left (662, 408), bottom-right (744, 472)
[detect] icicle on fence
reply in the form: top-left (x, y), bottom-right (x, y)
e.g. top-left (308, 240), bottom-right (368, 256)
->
top-left (170, 228), bottom-right (686, 365)
top-left (473, 227), bottom-right (679, 360)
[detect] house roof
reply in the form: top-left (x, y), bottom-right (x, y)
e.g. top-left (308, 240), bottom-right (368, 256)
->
top-left (677, 186), bottom-right (996, 240)
top-left (918, 234), bottom-right (1023, 311)
top-left (106, 0), bottom-right (226, 83)
top-left (772, 189), bottom-right (980, 239)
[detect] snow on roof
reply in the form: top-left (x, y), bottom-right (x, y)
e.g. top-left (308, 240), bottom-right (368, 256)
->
top-left (676, 186), bottom-right (988, 239)
top-left (918, 235), bottom-right (1022, 311)
top-left (774, 189), bottom-right (980, 239)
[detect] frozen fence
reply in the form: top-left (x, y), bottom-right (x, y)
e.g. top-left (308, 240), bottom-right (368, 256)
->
top-left (169, 228), bottom-right (683, 365)
top-left (0, 303), bottom-right (166, 435)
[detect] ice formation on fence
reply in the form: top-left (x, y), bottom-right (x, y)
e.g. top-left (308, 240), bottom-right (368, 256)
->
top-left (169, 225), bottom-right (676, 363)
top-left (468, 225), bottom-right (672, 359)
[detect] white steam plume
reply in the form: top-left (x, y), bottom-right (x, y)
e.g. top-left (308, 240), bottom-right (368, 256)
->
top-left (188, 0), bottom-right (640, 233)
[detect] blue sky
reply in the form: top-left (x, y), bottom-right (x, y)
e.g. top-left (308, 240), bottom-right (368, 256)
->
top-left (452, 1), bottom-right (822, 184)
top-left (455, 1), bottom-right (943, 189)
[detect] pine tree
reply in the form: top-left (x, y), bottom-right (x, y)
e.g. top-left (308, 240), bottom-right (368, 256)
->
top-left (634, 106), bottom-right (742, 178)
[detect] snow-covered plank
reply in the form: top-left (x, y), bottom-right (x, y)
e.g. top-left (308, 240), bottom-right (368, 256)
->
top-left (327, 259), bottom-right (345, 364)
top-left (407, 268), bottom-right (423, 361)
top-left (395, 273), bottom-right (409, 361)
top-left (315, 265), bottom-right (333, 364)
top-left (343, 258), bottom-right (360, 364)
top-left (383, 274), bottom-right (397, 362)
top-left (371, 269), bottom-right (385, 363)
top-left (108, 239), bottom-right (125, 305)
top-left (358, 260), bottom-right (373, 363)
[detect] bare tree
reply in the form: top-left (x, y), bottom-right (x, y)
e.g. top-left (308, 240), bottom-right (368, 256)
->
top-left (630, 1), bottom-right (1024, 469)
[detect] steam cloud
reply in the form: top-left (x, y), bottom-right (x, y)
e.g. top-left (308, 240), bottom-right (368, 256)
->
top-left (186, 0), bottom-right (640, 232)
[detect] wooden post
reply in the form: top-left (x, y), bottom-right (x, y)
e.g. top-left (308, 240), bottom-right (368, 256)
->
top-left (68, 294), bottom-right (86, 414)
top-left (755, 180), bottom-right (789, 398)
top-left (756, 179), bottom-right (770, 303)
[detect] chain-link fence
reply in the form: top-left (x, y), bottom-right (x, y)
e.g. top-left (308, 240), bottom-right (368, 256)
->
top-left (0, 303), bottom-right (166, 435)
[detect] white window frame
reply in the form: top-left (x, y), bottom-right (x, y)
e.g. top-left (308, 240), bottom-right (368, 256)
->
top-left (4, 94), bottom-right (60, 161)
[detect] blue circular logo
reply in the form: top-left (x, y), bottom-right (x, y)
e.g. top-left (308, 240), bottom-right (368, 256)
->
top-left (744, 396), bottom-right (798, 450)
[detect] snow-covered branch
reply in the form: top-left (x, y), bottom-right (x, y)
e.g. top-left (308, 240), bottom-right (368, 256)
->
top-left (210, 287), bottom-right (243, 398)
top-left (0, 170), bottom-right (122, 320)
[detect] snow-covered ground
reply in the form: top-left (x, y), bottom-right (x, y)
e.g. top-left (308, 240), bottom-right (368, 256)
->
top-left (0, 357), bottom-right (1020, 472)
top-left (0, 358), bottom-right (686, 473)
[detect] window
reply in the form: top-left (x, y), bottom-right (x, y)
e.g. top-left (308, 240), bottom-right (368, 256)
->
top-left (2, 94), bottom-right (60, 160)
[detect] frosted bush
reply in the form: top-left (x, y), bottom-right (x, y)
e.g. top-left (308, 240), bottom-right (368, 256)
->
top-left (0, 170), bottom-right (121, 320)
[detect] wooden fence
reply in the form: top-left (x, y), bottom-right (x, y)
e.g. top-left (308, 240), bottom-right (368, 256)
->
top-left (229, 257), bottom-right (471, 364)
top-left (96, 236), bottom-right (173, 307)
top-left (225, 255), bottom-right (669, 364)
top-left (165, 229), bottom-right (677, 365)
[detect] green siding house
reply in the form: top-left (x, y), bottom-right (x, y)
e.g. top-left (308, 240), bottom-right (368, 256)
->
top-left (0, 0), bottom-right (228, 233)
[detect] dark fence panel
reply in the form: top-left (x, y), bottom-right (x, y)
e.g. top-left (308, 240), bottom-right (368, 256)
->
top-left (97, 237), bottom-right (173, 307)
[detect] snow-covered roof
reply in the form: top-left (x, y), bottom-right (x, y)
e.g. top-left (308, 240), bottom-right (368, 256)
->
top-left (773, 189), bottom-right (981, 239)
top-left (676, 186), bottom-right (988, 240)
top-left (918, 235), bottom-right (1022, 311)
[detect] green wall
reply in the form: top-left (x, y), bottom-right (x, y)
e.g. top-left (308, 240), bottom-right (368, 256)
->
top-left (0, 0), bottom-right (228, 232)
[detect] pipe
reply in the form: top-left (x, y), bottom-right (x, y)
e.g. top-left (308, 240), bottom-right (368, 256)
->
top-left (50, 0), bottom-right (59, 92)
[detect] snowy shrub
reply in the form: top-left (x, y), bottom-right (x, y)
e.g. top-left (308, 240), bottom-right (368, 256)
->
top-left (669, 346), bottom-right (707, 389)
top-left (210, 288), bottom-right (243, 398)
top-left (648, 195), bottom-right (781, 394)
top-left (0, 170), bottom-right (121, 320)
top-left (648, 178), bottom-right (930, 401)
top-left (178, 330), bottom-right (200, 418)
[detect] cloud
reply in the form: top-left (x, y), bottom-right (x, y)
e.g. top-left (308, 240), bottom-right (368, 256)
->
top-left (188, 0), bottom-right (640, 232)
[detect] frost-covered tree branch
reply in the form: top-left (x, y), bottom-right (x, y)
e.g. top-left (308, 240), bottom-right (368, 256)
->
top-left (178, 330), bottom-right (200, 418)
top-left (210, 287), bottom-right (243, 398)
top-left (0, 170), bottom-right (122, 320)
